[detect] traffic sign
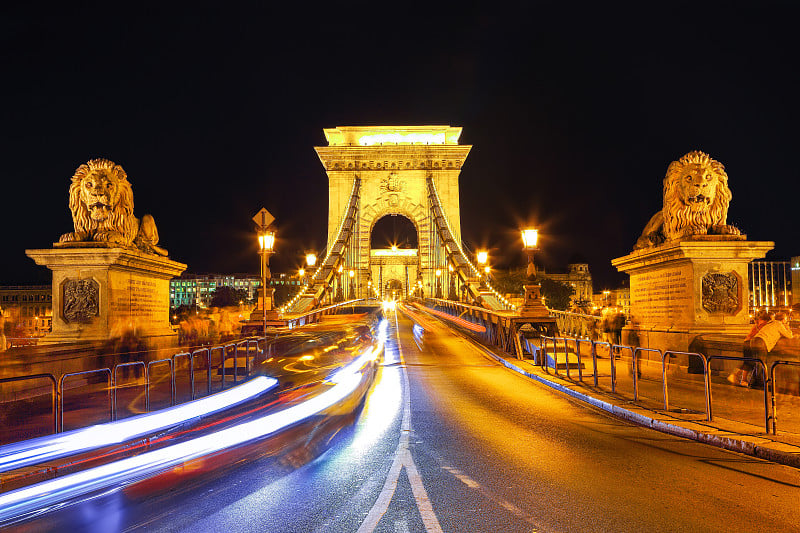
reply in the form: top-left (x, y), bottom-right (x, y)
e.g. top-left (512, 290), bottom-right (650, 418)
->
top-left (252, 207), bottom-right (275, 229)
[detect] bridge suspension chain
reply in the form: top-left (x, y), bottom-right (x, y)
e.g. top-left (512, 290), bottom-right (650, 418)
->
top-left (281, 178), bottom-right (362, 314)
top-left (426, 176), bottom-right (515, 312)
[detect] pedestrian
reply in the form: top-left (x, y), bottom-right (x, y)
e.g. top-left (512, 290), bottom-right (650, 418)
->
top-left (729, 310), bottom-right (772, 386)
top-left (612, 310), bottom-right (626, 345)
top-left (742, 311), bottom-right (793, 389)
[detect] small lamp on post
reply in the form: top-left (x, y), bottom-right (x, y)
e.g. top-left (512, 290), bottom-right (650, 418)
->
top-left (348, 269), bottom-right (355, 300)
top-left (435, 268), bottom-right (442, 298)
top-left (520, 227), bottom-right (547, 317)
top-left (335, 264), bottom-right (344, 302)
top-left (257, 229), bottom-right (276, 333)
top-left (476, 250), bottom-right (488, 289)
top-left (447, 263), bottom-right (457, 300)
top-left (521, 228), bottom-right (538, 281)
top-left (306, 252), bottom-right (317, 274)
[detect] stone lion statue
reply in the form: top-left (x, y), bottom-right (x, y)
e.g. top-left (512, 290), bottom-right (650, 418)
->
top-left (59, 158), bottom-right (168, 256)
top-left (634, 151), bottom-right (740, 250)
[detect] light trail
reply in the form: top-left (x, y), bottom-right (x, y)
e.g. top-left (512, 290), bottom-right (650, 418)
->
top-left (357, 311), bottom-right (443, 533)
top-left (0, 367), bottom-right (369, 526)
top-left (0, 376), bottom-right (278, 474)
top-left (0, 340), bottom-right (381, 526)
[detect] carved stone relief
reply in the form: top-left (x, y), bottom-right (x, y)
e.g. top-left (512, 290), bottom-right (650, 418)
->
top-left (62, 278), bottom-right (100, 323)
top-left (381, 173), bottom-right (404, 193)
top-left (701, 272), bottom-right (739, 314)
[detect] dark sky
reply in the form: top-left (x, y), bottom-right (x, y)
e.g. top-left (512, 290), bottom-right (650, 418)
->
top-left (2, 2), bottom-right (797, 290)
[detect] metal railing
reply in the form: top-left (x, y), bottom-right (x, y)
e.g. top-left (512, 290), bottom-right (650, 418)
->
top-left (59, 368), bottom-right (113, 432)
top-left (0, 374), bottom-right (57, 433)
top-left (534, 335), bottom-right (800, 435)
top-left (1, 337), bottom-right (268, 440)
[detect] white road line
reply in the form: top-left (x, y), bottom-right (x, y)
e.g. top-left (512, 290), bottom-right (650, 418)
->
top-left (357, 311), bottom-right (443, 533)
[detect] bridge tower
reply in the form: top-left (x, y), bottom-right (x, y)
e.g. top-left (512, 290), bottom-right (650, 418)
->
top-left (281, 125), bottom-right (514, 314)
top-left (316, 126), bottom-right (468, 300)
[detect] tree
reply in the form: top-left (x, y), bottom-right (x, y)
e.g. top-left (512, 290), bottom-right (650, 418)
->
top-left (210, 286), bottom-right (249, 308)
top-left (492, 269), bottom-right (527, 296)
top-left (539, 278), bottom-right (575, 311)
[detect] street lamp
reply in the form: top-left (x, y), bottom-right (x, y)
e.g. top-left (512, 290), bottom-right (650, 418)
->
top-left (435, 268), bottom-right (442, 298)
top-left (476, 251), bottom-right (488, 289)
top-left (448, 263), bottom-right (457, 300)
top-left (520, 227), bottom-right (548, 318)
top-left (304, 252), bottom-right (317, 287)
top-left (257, 229), bottom-right (275, 334)
top-left (521, 228), bottom-right (538, 281)
top-left (306, 252), bottom-right (317, 268)
top-left (335, 264), bottom-right (344, 302)
top-left (348, 269), bottom-right (355, 299)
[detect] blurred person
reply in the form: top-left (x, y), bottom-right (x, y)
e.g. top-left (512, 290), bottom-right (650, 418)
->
top-left (730, 310), bottom-right (773, 386)
top-left (743, 311), bottom-right (793, 389)
top-left (612, 310), bottom-right (626, 345)
top-left (745, 310), bottom-right (773, 342)
top-left (601, 308), bottom-right (613, 344)
top-left (0, 307), bottom-right (6, 351)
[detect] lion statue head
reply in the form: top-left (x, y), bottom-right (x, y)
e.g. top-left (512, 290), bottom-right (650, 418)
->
top-left (59, 158), bottom-right (167, 255)
top-left (634, 151), bottom-right (740, 250)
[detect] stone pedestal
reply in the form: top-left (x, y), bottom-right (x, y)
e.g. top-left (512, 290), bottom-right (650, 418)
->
top-left (520, 284), bottom-right (550, 318)
top-left (26, 246), bottom-right (186, 344)
top-left (612, 236), bottom-right (773, 352)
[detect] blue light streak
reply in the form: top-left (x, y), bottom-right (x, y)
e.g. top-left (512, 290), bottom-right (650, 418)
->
top-left (0, 376), bottom-right (278, 474)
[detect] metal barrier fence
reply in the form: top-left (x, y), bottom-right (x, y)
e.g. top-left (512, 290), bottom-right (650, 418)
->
top-left (0, 374), bottom-right (57, 434)
top-left (1, 337), bottom-right (268, 440)
top-left (535, 335), bottom-right (800, 435)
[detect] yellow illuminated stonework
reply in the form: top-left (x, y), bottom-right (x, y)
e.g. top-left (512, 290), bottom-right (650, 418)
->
top-left (317, 125), bottom-right (470, 299)
top-left (323, 126), bottom-right (462, 147)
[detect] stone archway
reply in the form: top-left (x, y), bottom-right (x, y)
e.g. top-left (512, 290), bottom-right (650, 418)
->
top-left (384, 279), bottom-right (403, 300)
top-left (316, 126), bottom-right (471, 299)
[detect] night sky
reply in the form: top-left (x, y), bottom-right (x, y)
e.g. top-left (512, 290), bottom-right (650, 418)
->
top-left (2, 2), bottom-right (797, 290)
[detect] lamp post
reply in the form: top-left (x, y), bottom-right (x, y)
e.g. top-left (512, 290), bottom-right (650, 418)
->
top-left (447, 263), bottom-right (457, 300)
top-left (435, 269), bottom-right (442, 298)
top-left (520, 227), bottom-right (547, 317)
top-left (477, 250), bottom-right (488, 289)
top-left (257, 229), bottom-right (276, 334)
top-left (306, 252), bottom-right (317, 273)
top-left (521, 228), bottom-right (538, 280)
top-left (348, 269), bottom-right (355, 300)
top-left (335, 264), bottom-right (344, 302)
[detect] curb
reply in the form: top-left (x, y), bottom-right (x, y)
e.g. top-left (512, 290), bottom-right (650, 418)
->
top-left (482, 345), bottom-right (800, 469)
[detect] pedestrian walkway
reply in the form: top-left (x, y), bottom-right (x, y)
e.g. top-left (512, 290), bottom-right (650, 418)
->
top-left (472, 338), bottom-right (800, 470)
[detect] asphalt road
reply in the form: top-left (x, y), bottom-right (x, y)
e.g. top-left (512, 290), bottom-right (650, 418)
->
top-left (11, 308), bottom-right (800, 532)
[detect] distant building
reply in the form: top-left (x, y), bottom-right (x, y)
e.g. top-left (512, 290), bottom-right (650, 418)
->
top-left (540, 263), bottom-right (593, 306)
top-left (592, 286), bottom-right (630, 315)
top-left (170, 274), bottom-right (261, 308)
top-left (0, 285), bottom-right (52, 335)
top-left (170, 273), bottom-right (304, 309)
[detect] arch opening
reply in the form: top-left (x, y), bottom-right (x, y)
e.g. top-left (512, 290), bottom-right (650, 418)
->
top-left (370, 214), bottom-right (418, 249)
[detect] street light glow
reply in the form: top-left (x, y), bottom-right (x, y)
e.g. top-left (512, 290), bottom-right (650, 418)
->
top-left (305, 253), bottom-right (317, 267)
top-left (476, 251), bottom-right (488, 265)
top-left (258, 231), bottom-right (275, 252)
top-left (521, 228), bottom-right (538, 249)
